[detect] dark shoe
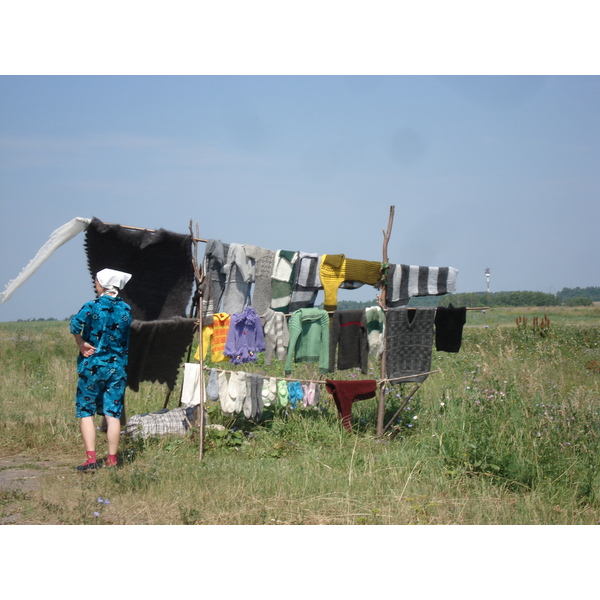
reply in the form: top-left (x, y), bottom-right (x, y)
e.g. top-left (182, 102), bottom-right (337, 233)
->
top-left (76, 461), bottom-right (98, 472)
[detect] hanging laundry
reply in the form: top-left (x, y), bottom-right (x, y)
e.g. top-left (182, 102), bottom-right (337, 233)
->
top-left (329, 309), bottom-right (369, 374)
top-left (206, 368), bottom-right (219, 401)
top-left (434, 304), bottom-right (467, 352)
top-left (364, 305), bottom-right (385, 358)
top-left (223, 306), bottom-right (266, 365)
top-left (271, 250), bottom-right (299, 313)
top-left (325, 380), bottom-right (378, 431)
top-left (385, 307), bottom-right (436, 383)
top-left (243, 373), bottom-right (254, 419)
top-left (218, 371), bottom-right (229, 407)
top-left (202, 239), bottom-right (230, 318)
top-left (127, 317), bottom-right (197, 392)
top-left (235, 371), bottom-right (247, 414)
top-left (319, 254), bottom-right (382, 311)
top-left (195, 312), bottom-right (231, 363)
top-left (1, 217), bottom-right (91, 304)
top-left (285, 307), bottom-right (330, 375)
top-left (289, 252), bottom-right (322, 313)
top-left (222, 243), bottom-right (255, 316)
top-left (386, 264), bottom-right (458, 307)
top-left (287, 381), bottom-right (304, 408)
top-left (302, 382), bottom-right (318, 408)
top-left (250, 247), bottom-right (276, 316)
top-left (262, 377), bottom-right (277, 407)
top-left (277, 379), bottom-right (289, 408)
top-left (249, 373), bottom-right (264, 421)
top-left (84, 217), bottom-right (195, 321)
top-left (221, 372), bottom-right (238, 415)
top-left (181, 363), bottom-right (203, 406)
top-left (260, 308), bottom-right (290, 365)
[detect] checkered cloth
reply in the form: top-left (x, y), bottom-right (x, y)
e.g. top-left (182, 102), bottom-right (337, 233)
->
top-left (125, 406), bottom-right (197, 439)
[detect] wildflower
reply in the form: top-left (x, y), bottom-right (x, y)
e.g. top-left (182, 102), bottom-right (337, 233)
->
top-left (93, 511), bottom-right (100, 517)
top-left (413, 415), bottom-right (418, 420)
top-left (440, 402), bottom-right (445, 407)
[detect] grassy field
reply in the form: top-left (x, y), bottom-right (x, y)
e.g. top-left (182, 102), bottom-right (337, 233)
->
top-left (1, 306), bottom-right (599, 525)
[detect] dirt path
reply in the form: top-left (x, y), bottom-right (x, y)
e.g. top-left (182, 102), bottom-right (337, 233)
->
top-left (0, 454), bottom-right (72, 524)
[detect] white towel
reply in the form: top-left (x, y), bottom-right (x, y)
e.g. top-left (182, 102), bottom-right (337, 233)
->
top-left (1, 217), bottom-right (91, 304)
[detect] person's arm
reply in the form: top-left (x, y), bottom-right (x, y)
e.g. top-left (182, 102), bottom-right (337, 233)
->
top-left (73, 333), bottom-right (96, 357)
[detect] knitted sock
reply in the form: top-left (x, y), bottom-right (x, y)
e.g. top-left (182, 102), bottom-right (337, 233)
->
top-left (83, 451), bottom-right (96, 465)
top-left (106, 454), bottom-right (117, 467)
top-left (262, 379), bottom-right (272, 407)
top-left (236, 372), bottom-right (247, 414)
top-left (206, 368), bottom-right (220, 401)
top-left (243, 372), bottom-right (253, 419)
top-left (218, 371), bottom-right (229, 409)
top-left (302, 382), bottom-right (316, 407)
top-left (277, 380), bottom-right (289, 407)
top-left (254, 375), bottom-right (264, 421)
top-left (223, 372), bottom-right (238, 414)
top-left (268, 377), bottom-right (277, 403)
top-left (288, 381), bottom-right (303, 408)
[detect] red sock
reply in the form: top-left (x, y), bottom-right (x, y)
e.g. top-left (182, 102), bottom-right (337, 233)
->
top-left (106, 454), bottom-right (117, 467)
top-left (83, 451), bottom-right (97, 465)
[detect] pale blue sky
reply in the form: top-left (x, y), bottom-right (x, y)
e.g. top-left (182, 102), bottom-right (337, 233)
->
top-left (1, 75), bottom-right (599, 320)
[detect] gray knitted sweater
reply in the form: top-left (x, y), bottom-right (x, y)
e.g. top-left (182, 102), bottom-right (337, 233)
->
top-left (385, 307), bottom-right (436, 383)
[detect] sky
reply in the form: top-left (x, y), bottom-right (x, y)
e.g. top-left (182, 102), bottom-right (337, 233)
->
top-left (1, 75), bottom-right (599, 321)
top-left (1, 3), bottom-right (599, 322)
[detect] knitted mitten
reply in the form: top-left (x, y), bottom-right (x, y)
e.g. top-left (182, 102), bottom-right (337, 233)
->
top-left (206, 368), bottom-right (219, 401)
top-left (235, 372), bottom-right (247, 414)
top-left (277, 380), bottom-right (289, 407)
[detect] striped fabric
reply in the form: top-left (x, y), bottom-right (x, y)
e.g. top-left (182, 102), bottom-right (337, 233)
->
top-left (387, 264), bottom-right (458, 307)
top-left (289, 252), bottom-right (322, 312)
top-left (271, 250), bottom-right (299, 313)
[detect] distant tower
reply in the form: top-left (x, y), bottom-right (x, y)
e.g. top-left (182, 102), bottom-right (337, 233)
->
top-left (485, 268), bottom-right (491, 293)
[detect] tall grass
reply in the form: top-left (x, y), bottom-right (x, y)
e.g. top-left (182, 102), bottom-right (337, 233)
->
top-left (1, 308), bottom-right (599, 524)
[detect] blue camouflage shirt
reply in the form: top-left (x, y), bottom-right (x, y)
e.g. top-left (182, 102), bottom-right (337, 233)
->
top-left (70, 294), bottom-right (132, 372)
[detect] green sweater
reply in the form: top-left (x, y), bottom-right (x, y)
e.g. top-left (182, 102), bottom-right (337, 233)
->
top-left (285, 308), bottom-right (330, 374)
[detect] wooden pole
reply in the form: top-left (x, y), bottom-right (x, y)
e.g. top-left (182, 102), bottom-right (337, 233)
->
top-left (376, 206), bottom-right (395, 437)
top-left (189, 220), bottom-right (206, 461)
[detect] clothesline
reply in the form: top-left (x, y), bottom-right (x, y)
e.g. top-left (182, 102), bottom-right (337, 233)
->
top-left (102, 221), bottom-right (208, 244)
top-left (200, 364), bottom-right (441, 386)
top-left (101, 220), bottom-right (486, 312)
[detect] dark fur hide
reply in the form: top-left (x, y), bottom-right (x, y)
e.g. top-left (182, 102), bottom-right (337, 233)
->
top-left (85, 217), bottom-right (194, 321)
top-left (127, 318), bottom-right (198, 392)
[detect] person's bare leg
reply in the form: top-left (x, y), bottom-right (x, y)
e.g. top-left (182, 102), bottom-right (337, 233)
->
top-left (80, 416), bottom-right (96, 452)
top-left (77, 416), bottom-right (98, 469)
top-left (105, 415), bottom-right (121, 457)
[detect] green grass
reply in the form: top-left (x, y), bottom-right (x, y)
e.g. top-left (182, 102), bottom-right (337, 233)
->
top-left (1, 307), bottom-right (599, 525)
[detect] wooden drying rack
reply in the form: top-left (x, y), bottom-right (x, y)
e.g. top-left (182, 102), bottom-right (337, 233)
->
top-left (103, 212), bottom-right (488, 451)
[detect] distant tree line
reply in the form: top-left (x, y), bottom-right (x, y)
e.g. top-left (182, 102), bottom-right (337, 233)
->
top-left (557, 286), bottom-right (600, 304)
top-left (334, 287), bottom-right (599, 310)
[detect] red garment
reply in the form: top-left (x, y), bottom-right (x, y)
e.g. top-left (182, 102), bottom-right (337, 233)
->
top-left (325, 379), bottom-right (378, 431)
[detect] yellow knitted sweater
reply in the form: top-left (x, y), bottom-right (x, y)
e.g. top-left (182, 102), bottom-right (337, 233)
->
top-left (320, 254), bottom-right (382, 311)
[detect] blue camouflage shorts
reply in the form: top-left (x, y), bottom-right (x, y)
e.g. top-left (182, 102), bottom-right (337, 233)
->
top-left (75, 364), bottom-right (127, 419)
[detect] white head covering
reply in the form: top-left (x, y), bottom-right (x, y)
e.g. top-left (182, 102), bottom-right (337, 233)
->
top-left (96, 268), bottom-right (132, 295)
